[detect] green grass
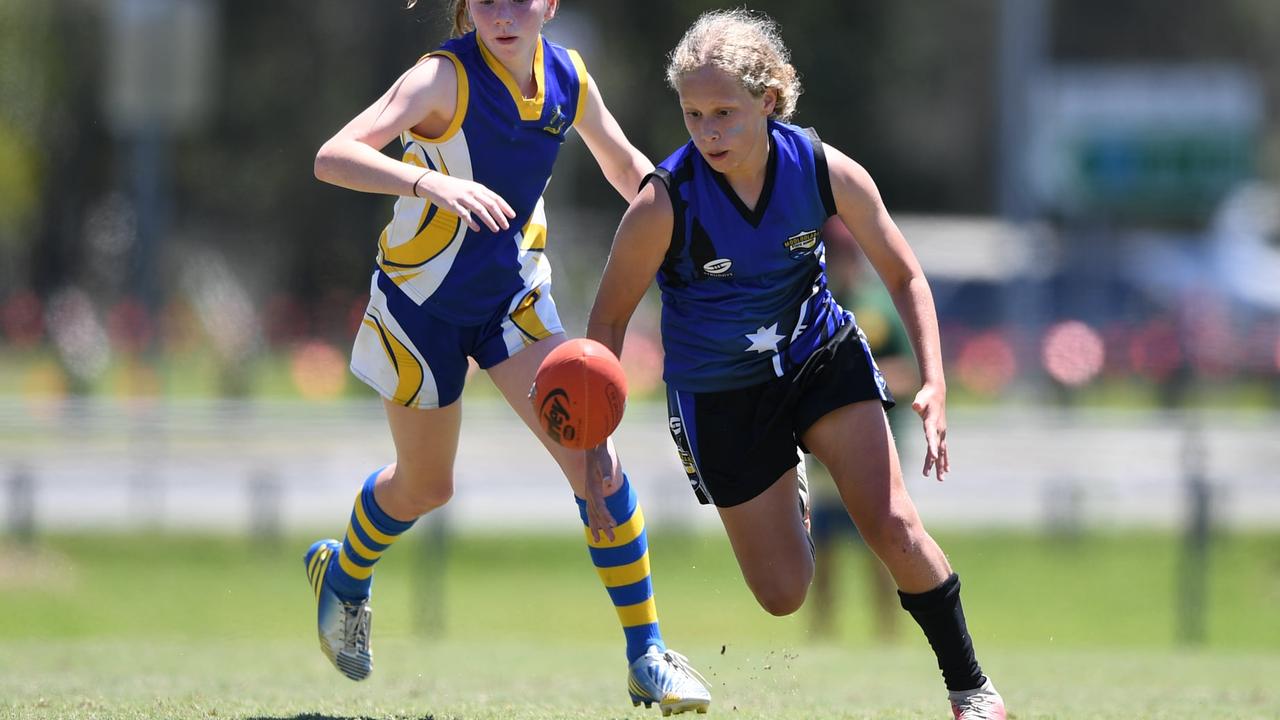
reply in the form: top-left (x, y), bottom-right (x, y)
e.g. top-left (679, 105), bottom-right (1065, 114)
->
top-left (1, 530), bottom-right (1278, 719)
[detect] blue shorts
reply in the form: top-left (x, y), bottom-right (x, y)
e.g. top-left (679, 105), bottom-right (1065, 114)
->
top-left (350, 270), bottom-right (563, 409)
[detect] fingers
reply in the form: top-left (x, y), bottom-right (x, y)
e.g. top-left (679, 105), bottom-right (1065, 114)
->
top-left (912, 386), bottom-right (949, 481)
top-left (457, 208), bottom-right (480, 232)
top-left (478, 193), bottom-right (511, 231)
top-left (441, 185), bottom-right (513, 233)
top-left (495, 194), bottom-right (516, 220)
top-left (458, 198), bottom-right (504, 233)
top-left (588, 496), bottom-right (617, 543)
top-left (584, 444), bottom-right (617, 543)
top-left (936, 429), bottom-right (949, 480)
top-left (922, 425), bottom-right (948, 482)
top-left (595, 510), bottom-right (617, 542)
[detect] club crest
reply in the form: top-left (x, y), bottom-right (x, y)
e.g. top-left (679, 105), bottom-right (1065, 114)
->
top-left (542, 104), bottom-right (568, 136)
top-left (784, 229), bottom-right (819, 260)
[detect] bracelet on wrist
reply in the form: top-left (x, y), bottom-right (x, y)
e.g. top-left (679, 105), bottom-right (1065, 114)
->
top-left (411, 168), bottom-right (433, 198)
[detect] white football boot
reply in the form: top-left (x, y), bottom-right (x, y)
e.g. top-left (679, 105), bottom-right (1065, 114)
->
top-left (627, 646), bottom-right (712, 716)
top-left (948, 677), bottom-right (1007, 720)
top-left (304, 539), bottom-right (373, 681)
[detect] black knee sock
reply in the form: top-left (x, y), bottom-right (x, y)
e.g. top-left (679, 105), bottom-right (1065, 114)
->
top-left (898, 572), bottom-right (985, 692)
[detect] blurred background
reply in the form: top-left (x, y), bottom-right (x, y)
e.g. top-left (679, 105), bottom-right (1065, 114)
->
top-left (1, 2), bottom-right (1279, 711)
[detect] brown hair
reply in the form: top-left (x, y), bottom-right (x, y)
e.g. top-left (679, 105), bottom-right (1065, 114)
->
top-left (666, 9), bottom-right (802, 122)
top-left (406, 0), bottom-right (473, 38)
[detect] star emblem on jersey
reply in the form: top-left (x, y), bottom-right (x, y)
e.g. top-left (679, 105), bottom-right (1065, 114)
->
top-left (744, 323), bottom-right (785, 354)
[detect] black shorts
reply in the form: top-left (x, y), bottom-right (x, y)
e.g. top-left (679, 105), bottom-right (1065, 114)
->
top-left (665, 325), bottom-right (895, 507)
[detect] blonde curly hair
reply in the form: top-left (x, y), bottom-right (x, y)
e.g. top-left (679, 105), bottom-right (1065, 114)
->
top-left (665, 8), bottom-right (802, 122)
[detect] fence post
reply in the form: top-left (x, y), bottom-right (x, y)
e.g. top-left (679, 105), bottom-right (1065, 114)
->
top-left (1177, 420), bottom-right (1211, 645)
top-left (1044, 478), bottom-right (1084, 541)
top-left (247, 470), bottom-right (282, 548)
top-left (415, 510), bottom-right (450, 637)
top-left (129, 403), bottom-right (167, 530)
top-left (7, 466), bottom-right (35, 543)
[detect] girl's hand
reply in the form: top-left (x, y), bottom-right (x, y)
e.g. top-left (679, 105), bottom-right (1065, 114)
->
top-left (417, 171), bottom-right (516, 233)
top-left (582, 441), bottom-right (618, 543)
top-left (911, 382), bottom-right (949, 481)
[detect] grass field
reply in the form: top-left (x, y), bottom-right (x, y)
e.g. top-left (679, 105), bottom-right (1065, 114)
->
top-left (1, 530), bottom-right (1278, 719)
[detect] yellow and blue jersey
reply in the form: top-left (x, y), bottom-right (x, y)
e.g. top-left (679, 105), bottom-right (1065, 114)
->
top-left (650, 121), bottom-right (850, 392)
top-left (376, 31), bottom-right (588, 325)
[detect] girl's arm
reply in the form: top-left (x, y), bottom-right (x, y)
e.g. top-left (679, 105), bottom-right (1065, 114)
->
top-left (586, 179), bottom-right (673, 359)
top-left (580, 179), bottom-right (672, 539)
top-left (574, 73), bottom-right (655, 203)
top-left (313, 56), bottom-right (514, 233)
top-left (824, 144), bottom-right (950, 481)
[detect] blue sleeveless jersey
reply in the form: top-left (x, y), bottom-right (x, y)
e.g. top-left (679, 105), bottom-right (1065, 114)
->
top-left (651, 121), bottom-right (851, 392)
top-left (374, 32), bottom-right (588, 324)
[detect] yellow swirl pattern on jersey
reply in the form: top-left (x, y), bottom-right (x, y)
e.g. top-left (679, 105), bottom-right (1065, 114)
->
top-left (361, 306), bottom-right (424, 407)
top-left (374, 49), bottom-right (475, 306)
top-left (377, 151), bottom-right (462, 282)
top-left (508, 287), bottom-right (551, 344)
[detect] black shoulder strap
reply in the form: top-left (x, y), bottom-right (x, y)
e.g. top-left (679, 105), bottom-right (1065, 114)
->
top-left (804, 127), bottom-right (838, 218)
top-left (647, 165), bottom-right (690, 288)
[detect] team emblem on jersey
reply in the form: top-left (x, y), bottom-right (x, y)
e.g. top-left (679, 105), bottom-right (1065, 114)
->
top-left (784, 229), bottom-right (820, 260)
top-left (542, 104), bottom-right (568, 136)
top-left (702, 258), bottom-right (734, 277)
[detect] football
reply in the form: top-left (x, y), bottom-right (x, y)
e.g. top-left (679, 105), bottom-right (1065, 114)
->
top-left (530, 338), bottom-right (628, 450)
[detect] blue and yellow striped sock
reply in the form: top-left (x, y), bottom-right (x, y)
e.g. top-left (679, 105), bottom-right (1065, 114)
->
top-left (576, 474), bottom-right (665, 663)
top-left (326, 468), bottom-right (416, 602)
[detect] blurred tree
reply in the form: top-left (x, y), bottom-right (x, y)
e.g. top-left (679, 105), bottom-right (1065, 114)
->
top-left (3, 0), bottom-right (1279, 337)
top-left (0, 1), bottom-right (48, 284)
top-left (0, 2), bottom-right (100, 300)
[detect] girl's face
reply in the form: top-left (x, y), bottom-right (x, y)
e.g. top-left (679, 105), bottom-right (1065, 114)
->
top-left (676, 64), bottom-right (775, 177)
top-left (468, 0), bottom-right (557, 59)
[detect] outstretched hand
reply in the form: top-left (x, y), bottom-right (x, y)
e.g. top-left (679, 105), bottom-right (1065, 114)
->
top-left (583, 442), bottom-right (618, 543)
top-left (910, 383), bottom-right (949, 481)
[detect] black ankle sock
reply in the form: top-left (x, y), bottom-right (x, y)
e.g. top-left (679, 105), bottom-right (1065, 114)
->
top-left (898, 573), bottom-right (985, 692)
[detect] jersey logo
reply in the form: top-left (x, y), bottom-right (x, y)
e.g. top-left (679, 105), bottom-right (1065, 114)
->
top-left (784, 229), bottom-right (819, 260)
top-left (542, 104), bottom-right (568, 135)
top-left (702, 258), bottom-right (734, 276)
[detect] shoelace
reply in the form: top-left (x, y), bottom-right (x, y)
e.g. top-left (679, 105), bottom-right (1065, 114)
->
top-left (661, 650), bottom-right (710, 690)
top-left (342, 602), bottom-right (370, 653)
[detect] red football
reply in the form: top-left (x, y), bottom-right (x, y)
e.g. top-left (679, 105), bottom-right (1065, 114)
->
top-left (531, 338), bottom-right (628, 450)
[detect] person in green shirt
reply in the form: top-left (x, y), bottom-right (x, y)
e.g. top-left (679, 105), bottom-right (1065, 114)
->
top-left (807, 216), bottom-right (919, 643)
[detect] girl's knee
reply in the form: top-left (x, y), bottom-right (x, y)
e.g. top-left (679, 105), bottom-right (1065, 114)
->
top-left (747, 563), bottom-right (813, 616)
top-left (753, 580), bottom-right (810, 617)
top-left (385, 468), bottom-right (454, 516)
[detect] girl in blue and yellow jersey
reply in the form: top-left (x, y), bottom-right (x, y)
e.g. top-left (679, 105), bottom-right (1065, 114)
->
top-left (304, 2), bottom-right (710, 714)
top-left (587, 10), bottom-right (1006, 719)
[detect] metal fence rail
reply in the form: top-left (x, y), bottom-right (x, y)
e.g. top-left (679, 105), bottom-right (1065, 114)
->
top-left (2, 398), bottom-right (1278, 534)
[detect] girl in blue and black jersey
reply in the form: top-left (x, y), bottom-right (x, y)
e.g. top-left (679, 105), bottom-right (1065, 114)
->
top-left (303, 2), bottom-right (710, 714)
top-left (587, 9), bottom-right (1005, 719)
